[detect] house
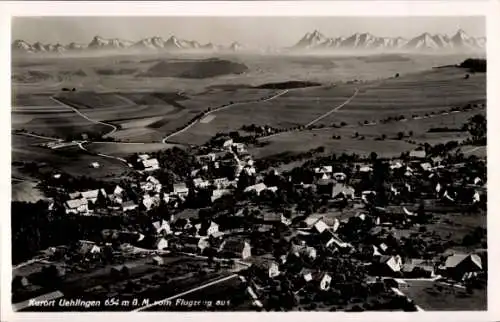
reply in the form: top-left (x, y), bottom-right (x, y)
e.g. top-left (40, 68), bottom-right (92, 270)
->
top-left (332, 184), bottom-right (355, 199)
top-left (372, 255), bottom-right (403, 276)
top-left (213, 177), bottom-right (230, 189)
top-left (122, 200), bottom-right (138, 212)
top-left (420, 162), bottom-right (432, 171)
top-left (152, 255), bottom-right (168, 266)
top-left (439, 253), bottom-right (483, 280)
top-left (300, 268), bottom-right (315, 282)
top-left (142, 158), bottom-right (160, 172)
top-left (211, 189), bottom-right (231, 202)
top-left (314, 166), bottom-right (333, 175)
top-left (81, 189), bottom-right (107, 203)
top-left (152, 220), bottom-right (171, 235)
top-left (402, 259), bottom-right (436, 278)
top-left (138, 154), bottom-right (150, 162)
top-left (319, 230), bottom-right (350, 249)
top-left (219, 240), bottom-right (251, 259)
top-left (195, 221), bottom-right (220, 237)
top-left (172, 183), bottom-right (189, 197)
top-left (193, 178), bottom-right (210, 189)
top-left (254, 259), bottom-right (280, 278)
top-left (263, 212), bottom-right (281, 224)
top-left (196, 153), bottom-right (217, 163)
top-left (113, 185), bottom-right (124, 196)
top-left (154, 237), bottom-right (169, 250)
top-left (300, 246), bottom-right (317, 260)
top-left (90, 162), bottom-right (100, 168)
top-left (359, 166), bottom-right (373, 173)
top-left (232, 142), bottom-right (247, 153)
top-left (318, 272), bottom-right (332, 290)
top-left (244, 183), bottom-right (268, 195)
top-left (222, 139), bottom-right (234, 149)
top-left (78, 240), bottom-right (101, 255)
top-left (313, 219), bottom-right (330, 234)
top-left (333, 172), bottom-right (347, 182)
top-left (65, 198), bottom-right (88, 214)
top-left (409, 149), bottom-right (426, 159)
top-left (390, 162), bottom-right (403, 170)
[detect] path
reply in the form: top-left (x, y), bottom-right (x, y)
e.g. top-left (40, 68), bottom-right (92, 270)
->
top-left (16, 132), bottom-right (61, 141)
top-left (51, 97), bottom-right (118, 138)
top-left (133, 273), bottom-right (238, 311)
top-left (258, 87), bottom-right (359, 141)
top-left (304, 88), bottom-right (359, 128)
top-left (76, 141), bottom-right (130, 166)
top-left (463, 146), bottom-right (485, 154)
top-left (162, 89), bottom-right (289, 143)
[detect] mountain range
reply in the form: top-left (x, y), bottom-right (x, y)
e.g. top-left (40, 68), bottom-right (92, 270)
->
top-left (292, 29), bottom-right (486, 52)
top-left (12, 29), bottom-right (485, 55)
top-left (12, 35), bottom-right (245, 54)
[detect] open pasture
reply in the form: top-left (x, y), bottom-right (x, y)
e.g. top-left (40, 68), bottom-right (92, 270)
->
top-left (12, 136), bottom-right (130, 180)
top-left (248, 133), bottom-right (417, 159)
top-left (86, 142), bottom-right (182, 157)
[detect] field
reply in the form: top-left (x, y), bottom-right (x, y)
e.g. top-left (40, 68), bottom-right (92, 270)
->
top-left (401, 280), bottom-right (486, 311)
top-left (11, 52), bottom-right (486, 178)
top-left (12, 134), bottom-right (131, 180)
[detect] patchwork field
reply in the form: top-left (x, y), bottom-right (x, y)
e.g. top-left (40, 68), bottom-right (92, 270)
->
top-left (12, 134), bottom-right (130, 180)
top-left (12, 53), bottom-right (485, 150)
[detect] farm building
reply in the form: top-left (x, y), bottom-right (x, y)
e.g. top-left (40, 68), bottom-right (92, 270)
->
top-left (90, 162), bottom-right (100, 168)
top-left (371, 255), bottom-right (403, 276)
top-left (122, 200), bottom-right (138, 212)
top-left (402, 259), bottom-right (436, 278)
top-left (244, 183), bottom-right (267, 195)
top-left (219, 239), bottom-right (252, 259)
top-left (409, 149), bottom-right (426, 159)
top-left (193, 178), bottom-right (210, 189)
top-left (142, 158), bottom-right (160, 172)
top-left (152, 219), bottom-right (172, 235)
top-left (65, 198), bottom-right (88, 215)
top-left (439, 253), bottom-right (483, 280)
top-left (332, 183), bottom-right (355, 199)
top-left (172, 183), bottom-right (189, 197)
top-left (211, 189), bottom-right (231, 202)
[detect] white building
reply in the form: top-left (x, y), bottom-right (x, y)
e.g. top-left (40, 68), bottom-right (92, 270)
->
top-left (142, 158), bottom-right (160, 172)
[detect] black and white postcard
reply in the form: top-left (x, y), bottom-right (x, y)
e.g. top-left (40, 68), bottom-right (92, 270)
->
top-left (1, 1), bottom-right (499, 322)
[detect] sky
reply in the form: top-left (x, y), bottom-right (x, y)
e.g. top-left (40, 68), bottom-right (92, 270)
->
top-left (12, 16), bottom-right (485, 47)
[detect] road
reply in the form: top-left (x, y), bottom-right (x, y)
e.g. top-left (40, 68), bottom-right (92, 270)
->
top-left (258, 87), bottom-right (359, 141)
top-left (304, 88), bottom-right (359, 128)
top-left (51, 96), bottom-right (118, 138)
top-left (463, 146), bottom-right (485, 154)
top-left (16, 132), bottom-right (61, 141)
top-left (133, 273), bottom-right (239, 311)
top-left (76, 141), bottom-right (130, 166)
top-left (162, 89), bottom-right (289, 143)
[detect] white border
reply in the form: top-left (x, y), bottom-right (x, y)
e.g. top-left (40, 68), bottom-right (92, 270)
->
top-left (1, 1), bottom-right (499, 322)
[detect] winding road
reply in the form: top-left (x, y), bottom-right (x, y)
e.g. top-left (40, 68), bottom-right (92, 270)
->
top-left (51, 96), bottom-right (118, 138)
top-left (162, 89), bottom-right (290, 143)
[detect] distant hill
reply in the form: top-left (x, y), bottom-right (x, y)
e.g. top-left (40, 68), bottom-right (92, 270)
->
top-left (459, 58), bottom-right (486, 73)
top-left (140, 58), bottom-right (248, 79)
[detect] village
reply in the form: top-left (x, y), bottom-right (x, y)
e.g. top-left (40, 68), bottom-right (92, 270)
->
top-left (12, 130), bottom-right (487, 312)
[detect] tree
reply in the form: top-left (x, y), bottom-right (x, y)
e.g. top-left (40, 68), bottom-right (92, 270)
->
top-left (397, 132), bottom-right (404, 140)
top-left (466, 114), bottom-right (486, 144)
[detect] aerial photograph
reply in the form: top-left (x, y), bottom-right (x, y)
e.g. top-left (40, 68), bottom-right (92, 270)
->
top-left (11, 16), bottom-right (486, 312)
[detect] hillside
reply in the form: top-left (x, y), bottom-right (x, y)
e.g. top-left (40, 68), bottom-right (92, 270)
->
top-left (140, 58), bottom-right (249, 79)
